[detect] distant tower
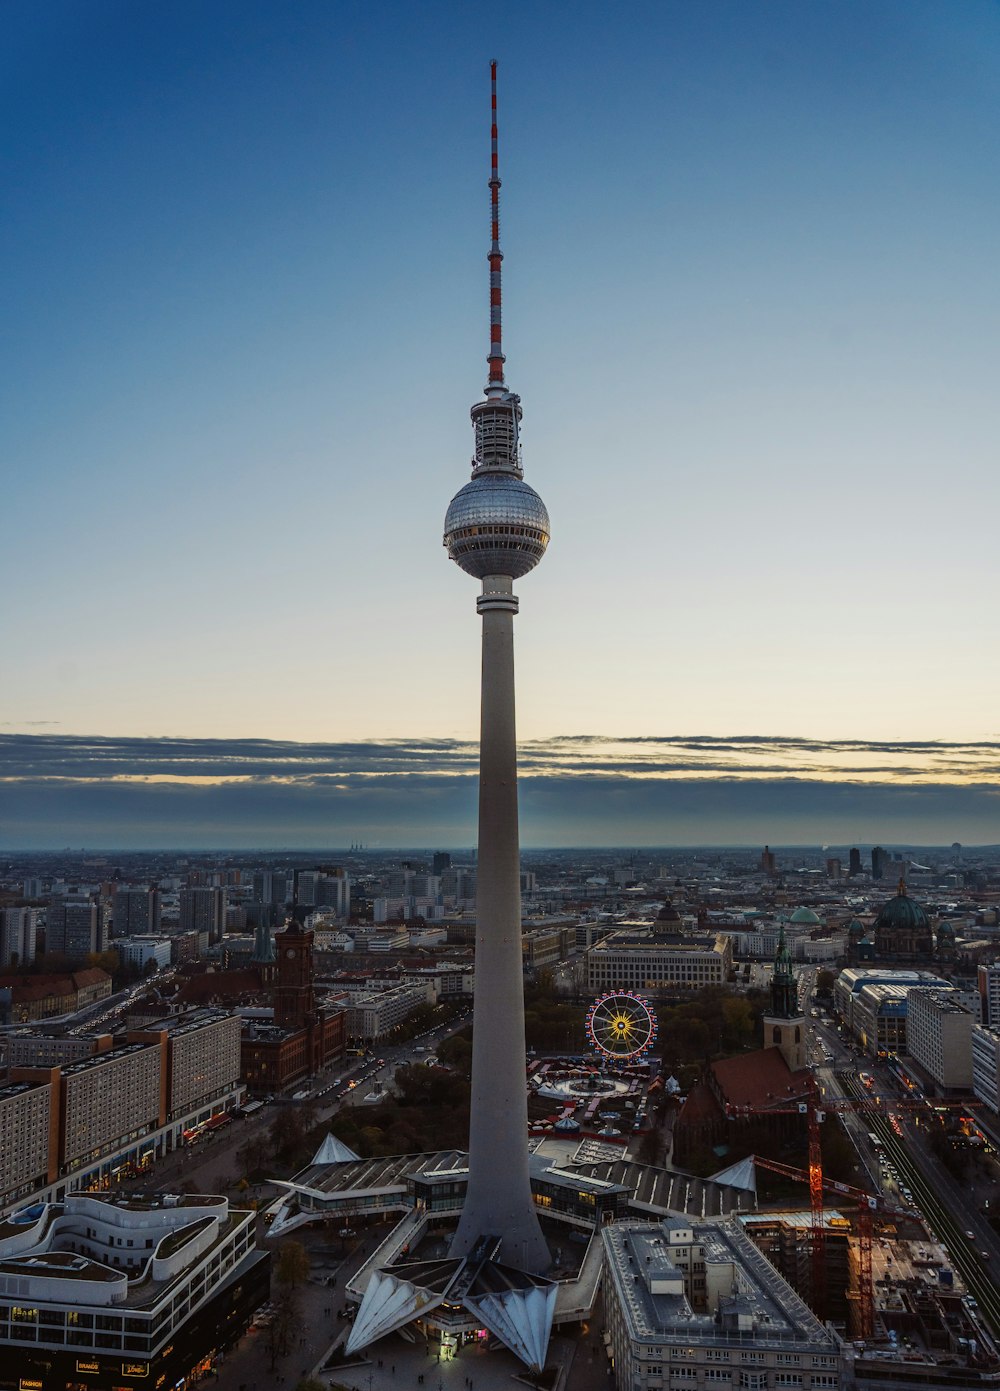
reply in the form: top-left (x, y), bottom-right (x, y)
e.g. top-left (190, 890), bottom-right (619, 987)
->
top-left (848, 847), bottom-right (862, 878)
top-left (273, 919), bottom-right (315, 1030)
top-left (442, 61), bottom-right (550, 1273)
top-left (760, 845), bottom-right (777, 876)
top-left (763, 924), bottom-right (804, 1071)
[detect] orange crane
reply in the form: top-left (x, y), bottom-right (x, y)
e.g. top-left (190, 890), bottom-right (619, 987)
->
top-left (750, 1152), bottom-right (913, 1338)
top-left (727, 1082), bottom-right (975, 1331)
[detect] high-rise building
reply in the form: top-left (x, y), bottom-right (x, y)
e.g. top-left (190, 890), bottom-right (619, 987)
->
top-left (432, 851), bottom-right (451, 875)
top-left (0, 908), bottom-right (39, 968)
top-left (317, 869), bottom-right (350, 917)
top-left (871, 845), bottom-right (890, 880)
top-left (178, 886), bottom-right (225, 943)
top-left (113, 886), bottom-right (160, 937)
top-left (45, 898), bottom-right (101, 959)
top-left (848, 847), bottom-right (862, 877)
top-left (978, 962), bottom-right (1000, 1028)
top-left (760, 845), bottom-right (776, 875)
top-left (251, 868), bottom-right (292, 906)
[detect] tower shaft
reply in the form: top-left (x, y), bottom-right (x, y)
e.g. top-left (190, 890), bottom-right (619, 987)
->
top-left (450, 574), bottom-right (548, 1270)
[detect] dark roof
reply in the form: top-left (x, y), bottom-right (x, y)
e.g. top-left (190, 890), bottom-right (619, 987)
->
top-left (176, 969), bottom-right (263, 1004)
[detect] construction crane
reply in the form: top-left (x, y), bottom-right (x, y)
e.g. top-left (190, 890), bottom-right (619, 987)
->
top-left (751, 1152), bottom-right (912, 1338)
top-left (726, 1080), bottom-right (977, 1330)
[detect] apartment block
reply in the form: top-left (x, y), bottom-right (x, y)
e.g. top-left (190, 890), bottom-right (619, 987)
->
top-left (0, 1080), bottom-right (58, 1209)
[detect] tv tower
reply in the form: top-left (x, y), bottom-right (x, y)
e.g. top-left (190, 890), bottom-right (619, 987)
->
top-left (443, 60), bottom-right (550, 1271)
top-left (345, 69), bottom-right (556, 1371)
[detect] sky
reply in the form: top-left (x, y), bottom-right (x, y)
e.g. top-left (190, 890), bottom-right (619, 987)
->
top-left (3, 1), bottom-right (1000, 848)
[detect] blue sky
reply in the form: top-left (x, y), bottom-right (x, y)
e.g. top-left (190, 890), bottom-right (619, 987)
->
top-left (4, 2), bottom-right (999, 845)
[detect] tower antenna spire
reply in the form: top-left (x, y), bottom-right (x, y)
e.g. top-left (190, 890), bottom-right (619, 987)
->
top-left (487, 59), bottom-right (505, 395)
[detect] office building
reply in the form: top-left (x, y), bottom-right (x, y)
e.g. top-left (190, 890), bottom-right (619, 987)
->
top-left (972, 1024), bottom-right (1000, 1114)
top-left (179, 885), bottom-right (225, 942)
top-left (601, 1216), bottom-right (844, 1391)
top-left (978, 962), bottom-right (1000, 1028)
top-left (586, 928), bottom-right (732, 994)
top-left (112, 886), bottom-right (160, 937)
top-left (116, 935), bottom-right (173, 972)
top-left (871, 846), bottom-right (891, 880)
top-left (906, 989), bottom-right (974, 1092)
top-left (46, 897), bottom-right (102, 959)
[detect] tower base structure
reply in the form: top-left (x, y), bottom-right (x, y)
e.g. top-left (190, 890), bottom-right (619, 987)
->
top-left (345, 1232), bottom-right (556, 1372)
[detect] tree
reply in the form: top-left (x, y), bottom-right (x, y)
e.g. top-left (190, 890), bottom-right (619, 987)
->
top-left (815, 969), bottom-right (836, 994)
top-left (721, 997), bottom-right (754, 1050)
top-left (265, 1287), bottom-right (302, 1370)
top-left (294, 1380), bottom-right (327, 1391)
top-left (275, 1239), bottom-right (311, 1289)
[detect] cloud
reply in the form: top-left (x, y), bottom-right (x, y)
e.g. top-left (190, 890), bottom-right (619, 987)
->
top-left (2, 732), bottom-right (1000, 848)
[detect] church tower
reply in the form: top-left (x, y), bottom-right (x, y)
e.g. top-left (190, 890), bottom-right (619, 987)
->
top-left (763, 923), bottom-right (805, 1071)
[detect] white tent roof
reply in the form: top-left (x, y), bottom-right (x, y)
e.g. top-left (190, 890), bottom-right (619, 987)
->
top-left (311, 1133), bottom-right (360, 1164)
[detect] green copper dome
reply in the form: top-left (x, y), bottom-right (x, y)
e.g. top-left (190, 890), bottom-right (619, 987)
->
top-left (874, 880), bottom-right (930, 933)
top-left (789, 906), bottom-right (822, 925)
top-left (847, 918), bottom-right (866, 937)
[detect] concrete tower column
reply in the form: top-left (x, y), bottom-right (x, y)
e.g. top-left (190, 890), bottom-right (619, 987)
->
top-left (450, 576), bottom-right (549, 1270)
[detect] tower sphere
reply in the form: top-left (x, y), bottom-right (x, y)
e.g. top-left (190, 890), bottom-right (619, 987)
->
top-left (444, 472), bottom-right (550, 580)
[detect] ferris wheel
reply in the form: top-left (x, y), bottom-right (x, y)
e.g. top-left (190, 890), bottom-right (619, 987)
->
top-left (585, 991), bottom-right (658, 1062)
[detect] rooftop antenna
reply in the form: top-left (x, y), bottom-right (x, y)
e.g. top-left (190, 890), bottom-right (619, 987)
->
top-left (486, 58), bottom-right (505, 397)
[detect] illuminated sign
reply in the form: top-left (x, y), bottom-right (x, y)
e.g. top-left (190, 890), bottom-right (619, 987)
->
top-left (20, 1380), bottom-right (44, 1389)
top-left (76, 1361), bottom-right (100, 1374)
top-left (123, 1364), bottom-right (149, 1377)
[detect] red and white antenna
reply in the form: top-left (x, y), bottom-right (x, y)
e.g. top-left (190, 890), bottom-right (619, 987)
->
top-left (486, 59), bottom-right (506, 396)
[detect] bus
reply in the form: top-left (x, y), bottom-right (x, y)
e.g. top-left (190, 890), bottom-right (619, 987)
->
top-left (867, 1131), bottom-right (883, 1150)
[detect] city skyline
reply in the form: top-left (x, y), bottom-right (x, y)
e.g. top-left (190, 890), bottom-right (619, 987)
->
top-left (5, 1), bottom-right (1000, 845)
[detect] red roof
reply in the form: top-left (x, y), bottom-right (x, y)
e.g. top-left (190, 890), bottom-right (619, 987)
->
top-left (711, 1047), bottom-right (812, 1112)
top-left (677, 1080), bottom-right (724, 1125)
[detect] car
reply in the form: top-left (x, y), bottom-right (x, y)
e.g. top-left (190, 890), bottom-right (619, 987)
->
top-left (982, 1251), bottom-right (991, 1261)
top-left (965, 1230), bottom-right (975, 1240)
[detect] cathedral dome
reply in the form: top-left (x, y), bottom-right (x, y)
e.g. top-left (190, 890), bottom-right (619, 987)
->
top-left (874, 881), bottom-right (930, 933)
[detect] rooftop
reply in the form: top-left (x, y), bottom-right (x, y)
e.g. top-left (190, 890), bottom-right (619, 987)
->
top-left (603, 1217), bottom-right (839, 1352)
